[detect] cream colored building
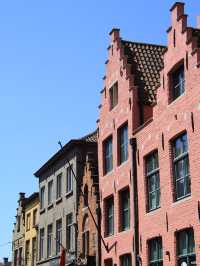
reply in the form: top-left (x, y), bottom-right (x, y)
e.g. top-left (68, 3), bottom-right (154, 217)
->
top-left (24, 193), bottom-right (39, 266)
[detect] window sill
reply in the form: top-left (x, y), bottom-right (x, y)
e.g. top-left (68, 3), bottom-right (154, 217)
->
top-left (65, 191), bottom-right (73, 198)
top-left (117, 159), bottom-right (129, 169)
top-left (82, 206), bottom-right (88, 211)
top-left (47, 203), bottom-right (54, 210)
top-left (119, 227), bottom-right (131, 233)
top-left (103, 169), bottom-right (114, 178)
top-left (104, 233), bottom-right (114, 239)
top-left (172, 194), bottom-right (191, 206)
top-left (146, 206), bottom-right (161, 214)
top-left (40, 208), bottom-right (45, 215)
top-left (168, 92), bottom-right (185, 106)
top-left (56, 197), bottom-right (62, 205)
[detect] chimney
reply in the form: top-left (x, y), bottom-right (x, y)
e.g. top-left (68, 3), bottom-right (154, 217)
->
top-left (19, 192), bottom-right (25, 201)
top-left (197, 15), bottom-right (200, 29)
top-left (170, 2), bottom-right (185, 22)
top-left (3, 258), bottom-right (8, 265)
top-left (109, 28), bottom-right (120, 42)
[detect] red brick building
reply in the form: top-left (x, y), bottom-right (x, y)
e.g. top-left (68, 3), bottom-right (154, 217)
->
top-left (76, 148), bottom-right (101, 266)
top-left (98, 2), bottom-right (200, 266)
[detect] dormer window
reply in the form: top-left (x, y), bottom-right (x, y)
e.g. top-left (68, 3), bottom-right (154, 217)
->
top-left (109, 82), bottom-right (118, 110)
top-left (171, 64), bottom-right (185, 100)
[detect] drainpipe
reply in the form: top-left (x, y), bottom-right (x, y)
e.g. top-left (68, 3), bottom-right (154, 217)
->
top-left (130, 138), bottom-right (140, 266)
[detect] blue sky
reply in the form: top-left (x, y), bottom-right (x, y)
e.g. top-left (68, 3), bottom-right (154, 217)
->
top-left (0, 0), bottom-right (199, 260)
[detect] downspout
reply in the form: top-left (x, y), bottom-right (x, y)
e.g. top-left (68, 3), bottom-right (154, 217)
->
top-left (130, 137), bottom-right (140, 266)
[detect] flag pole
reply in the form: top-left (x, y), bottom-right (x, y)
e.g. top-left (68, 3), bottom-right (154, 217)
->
top-left (58, 141), bottom-right (109, 253)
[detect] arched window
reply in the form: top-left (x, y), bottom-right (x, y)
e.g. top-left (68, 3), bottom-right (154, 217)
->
top-left (83, 185), bottom-right (88, 207)
top-left (82, 215), bottom-right (89, 256)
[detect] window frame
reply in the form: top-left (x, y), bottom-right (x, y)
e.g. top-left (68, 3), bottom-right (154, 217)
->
top-left (32, 209), bottom-right (37, 228)
top-left (48, 180), bottom-right (53, 206)
top-left (104, 196), bottom-right (114, 237)
top-left (176, 228), bottom-right (196, 265)
top-left (120, 254), bottom-right (132, 266)
top-left (66, 213), bottom-right (73, 251)
top-left (109, 82), bottom-right (118, 110)
top-left (103, 136), bottom-right (113, 175)
top-left (25, 240), bottom-right (30, 266)
top-left (39, 228), bottom-right (45, 260)
top-left (172, 133), bottom-right (191, 201)
top-left (145, 150), bottom-right (160, 212)
top-left (118, 123), bottom-right (128, 165)
top-left (56, 219), bottom-right (62, 254)
top-left (119, 188), bottom-right (130, 232)
top-left (40, 186), bottom-right (45, 210)
top-left (47, 224), bottom-right (53, 258)
top-left (56, 173), bottom-right (62, 199)
top-left (26, 213), bottom-right (31, 232)
top-left (148, 237), bottom-right (163, 266)
top-left (66, 166), bottom-right (73, 194)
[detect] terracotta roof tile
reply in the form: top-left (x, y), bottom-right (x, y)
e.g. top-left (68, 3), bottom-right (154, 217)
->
top-left (122, 40), bottom-right (166, 104)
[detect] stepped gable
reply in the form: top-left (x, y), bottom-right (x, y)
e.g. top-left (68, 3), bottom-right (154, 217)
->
top-left (122, 40), bottom-right (166, 105)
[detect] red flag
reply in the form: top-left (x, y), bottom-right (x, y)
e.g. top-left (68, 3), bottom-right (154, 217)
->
top-left (59, 247), bottom-right (65, 266)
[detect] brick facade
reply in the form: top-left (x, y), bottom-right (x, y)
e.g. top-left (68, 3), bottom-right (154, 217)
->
top-left (135, 3), bottom-right (200, 265)
top-left (98, 2), bottom-right (200, 266)
top-left (76, 151), bottom-right (100, 266)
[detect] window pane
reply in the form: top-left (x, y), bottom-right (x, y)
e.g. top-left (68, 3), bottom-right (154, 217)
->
top-left (149, 238), bottom-right (163, 263)
top-left (119, 124), bottom-right (128, 164)
top-left (105, 197), bottom-right (114, 236)
top-left (121, 189), bottom-right (130, 231)
top-left (172, 65), bottom-right (185, 100)
top-left (66, 167), bottom-right (73, 193)
top-left (121, 254), bottom-right (131, 266)
top-left (104, 137), bottom-right (113, 174)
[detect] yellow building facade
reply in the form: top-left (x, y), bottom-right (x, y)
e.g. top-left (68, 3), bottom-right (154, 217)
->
top-left (24, 193), bottom-right (39, 266)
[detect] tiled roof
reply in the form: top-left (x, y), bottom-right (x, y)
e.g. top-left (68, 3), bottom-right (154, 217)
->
top-left (34, 131), bottom-right (97, 177)
top-left (80, 130), bottom-right (97, 143)
top-left (122, 40), bottom-right (166, 104)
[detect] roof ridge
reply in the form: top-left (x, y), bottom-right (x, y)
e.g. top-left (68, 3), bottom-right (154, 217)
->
top-left (122, 39), bottom-right (167, 48)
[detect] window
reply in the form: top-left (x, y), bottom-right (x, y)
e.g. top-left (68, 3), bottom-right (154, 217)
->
top-left (66, 166), bottom-right (73, 193)
top-left (119, 189), bottom-right (130, 231)
top-left (82, 216), bottom-right (89, 256)
top-left (39, 228), bottom-right (45, 260)
top-left (120, 254), bottom-right (132, 266)
top-left (149, 237), bottom-right (163, 266)
top-left (83, 185), bottom-right (88, 207)
top-left (40, 187), bottom-right (45, 210)
top-left (66, 214), bottom-right (73, 251)
top-left (14, 250), bottom-right (18, 266)
top-left (104, 259), bottom-right (113, 266)
top-left (25, 240), bottom-right (30, 266)
top-left (56, 219), bottom-right (62, 254)
top-left (176, 228), bottom-right (196, 265)
top-left (146, 151), bottom-right (160, 211)
top-left (48, 180), bottom-right (53, 205)
top-left (103, 136), bottom-right (113, 174)
top-left (118, 124), bottom-right (128, 164)
top-left (32, 209), bottom-right (37, 227)
top-left (172, 133), bottom-right (190, 200)
top-left (105, 196), bottom-right (114, 236)
top-left (17, 215), bottom-right (21, 232)
top-left (47, 224), bottom-right (53, 257)
top-left (56, 174), bottom-right (62, 199)
top-left (109, 82), bottom-right (118, 110)
top-left (32, 238), bottom-right (37, 266)
top-left (18, 248), bottom-right (22, 266)
top-left (171, 64), bottom-right (185, 100)
top-left (26, 213), bottom-right (31, 231)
